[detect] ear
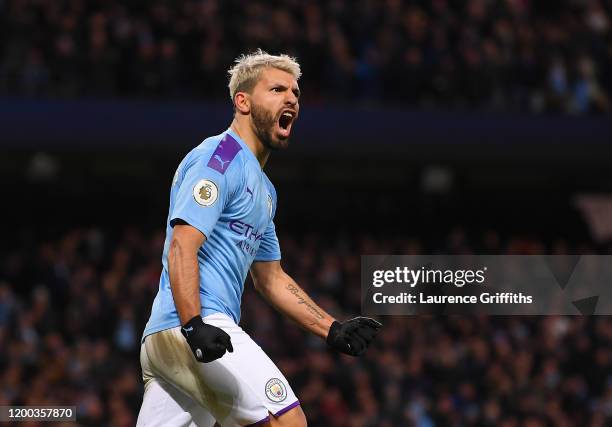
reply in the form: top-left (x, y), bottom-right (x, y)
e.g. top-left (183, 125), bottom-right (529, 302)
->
top-left (234, 92), bottom-right (250, 114)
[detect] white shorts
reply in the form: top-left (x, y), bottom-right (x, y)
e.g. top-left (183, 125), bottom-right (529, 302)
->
top-left (136, 313), bottom-right (299, 427)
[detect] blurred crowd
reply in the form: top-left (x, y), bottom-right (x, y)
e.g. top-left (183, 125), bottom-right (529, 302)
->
top-left (1, 0), bottom-right (612, 114)
top-left (0, 227), bottom-right (610, 427)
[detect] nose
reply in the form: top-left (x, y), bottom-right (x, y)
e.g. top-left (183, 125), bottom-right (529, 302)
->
top-left (285, 91), bottom-right (298, 107)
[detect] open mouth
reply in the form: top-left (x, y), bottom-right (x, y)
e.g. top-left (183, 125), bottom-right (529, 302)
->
top-left (278, 110), bottom-right (296, 137)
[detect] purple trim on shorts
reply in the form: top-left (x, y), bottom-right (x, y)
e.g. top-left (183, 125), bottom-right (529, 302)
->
top-left (206, 133), bottom-right (242, 174)
top-left (245, 400), bottom-right (301, 426)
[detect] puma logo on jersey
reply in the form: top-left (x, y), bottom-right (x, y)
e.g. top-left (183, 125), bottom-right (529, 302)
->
top-left (214, 155), bottom-right (229, 169)
top-left (207, 134), bottom-right (242, 175)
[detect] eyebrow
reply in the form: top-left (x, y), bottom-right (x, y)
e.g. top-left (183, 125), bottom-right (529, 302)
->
top-left (272, 83), bottom-right (301, 98)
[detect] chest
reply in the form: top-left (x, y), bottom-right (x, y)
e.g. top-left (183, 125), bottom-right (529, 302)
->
top-left (226, 167), bottom-right (273, 238)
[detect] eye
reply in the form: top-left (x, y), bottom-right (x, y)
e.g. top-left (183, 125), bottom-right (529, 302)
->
top-left (271, 86), bottom-right (283, 93)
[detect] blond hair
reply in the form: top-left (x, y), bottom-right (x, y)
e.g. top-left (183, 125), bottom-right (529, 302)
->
top-left (227, 49), bottom-right (301, 103)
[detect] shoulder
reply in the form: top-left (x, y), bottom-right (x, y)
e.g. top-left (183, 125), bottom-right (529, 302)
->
top-left (186, 133), bottom-right (245, 178)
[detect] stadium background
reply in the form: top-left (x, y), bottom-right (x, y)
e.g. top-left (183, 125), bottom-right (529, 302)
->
top-left (1, 0), bottom-right (612, 426)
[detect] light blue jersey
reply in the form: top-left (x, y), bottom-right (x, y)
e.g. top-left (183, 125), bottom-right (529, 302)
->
top-left (143, 129), bottom-right (281, 339)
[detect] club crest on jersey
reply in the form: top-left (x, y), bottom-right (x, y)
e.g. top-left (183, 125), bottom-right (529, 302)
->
top-left (265, 378), bottom-right (287, 402)
top-left (193, 179), bottom-right (219, 206)
top-left (267, 194), bottom-right (273, 219)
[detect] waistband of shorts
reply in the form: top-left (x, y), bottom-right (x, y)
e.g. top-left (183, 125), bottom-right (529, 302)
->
top-left (202, 311), bottom-right (236, 326)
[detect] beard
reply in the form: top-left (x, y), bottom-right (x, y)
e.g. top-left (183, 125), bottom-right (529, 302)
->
top-left (250, 102), bottom-right (289, 150)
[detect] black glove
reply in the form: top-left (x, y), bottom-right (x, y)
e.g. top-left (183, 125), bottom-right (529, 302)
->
top-left (326, 317), bottom-right (382, 356)
top-left (181, 315), bottom-right (234, 363)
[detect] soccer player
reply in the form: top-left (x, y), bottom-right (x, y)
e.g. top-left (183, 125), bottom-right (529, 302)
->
top-left (137, 50), bottom-right (382, 427)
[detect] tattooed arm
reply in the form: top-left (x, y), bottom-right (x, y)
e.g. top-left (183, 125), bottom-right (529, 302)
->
top-left (250, 261), bottom-right (335, 339)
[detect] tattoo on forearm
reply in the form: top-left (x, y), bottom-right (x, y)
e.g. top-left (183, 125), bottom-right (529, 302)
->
top-left (286, 283), bottom-right (325, 320)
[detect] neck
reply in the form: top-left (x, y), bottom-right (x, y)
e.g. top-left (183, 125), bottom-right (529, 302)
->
top-left (230, 118), bottom-right (270, 168)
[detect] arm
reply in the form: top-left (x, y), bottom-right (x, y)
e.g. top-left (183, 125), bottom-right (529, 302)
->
top-left (168, 222), bottom-right (205, 325)
top-left (250, 260), bottom-right (334, 339)
top-left (251, 260), bottom-right (382, 356)
top-left (168, 222), bottom-right (233, 362)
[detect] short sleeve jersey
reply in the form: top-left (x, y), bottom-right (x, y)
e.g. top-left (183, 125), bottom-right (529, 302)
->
top-left (143, 129), bottom-right (280, 339)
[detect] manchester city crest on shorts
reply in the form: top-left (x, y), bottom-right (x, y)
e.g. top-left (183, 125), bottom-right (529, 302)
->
top-left (265, 378), bottom-right (287, 402)
top-left (193, 179), bottom-right (219, 206)
top-left (267, 194), bottom-right (273, 219)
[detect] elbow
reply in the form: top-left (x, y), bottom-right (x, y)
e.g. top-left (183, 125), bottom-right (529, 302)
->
top-left (252, 278), bottom-right (269, 295)
top-left (251, 263), bottom-right (285, 295)
top-left (252, 274), bottom-right (278, 296)
top-left (253, 274), bottom-right (281, 295)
